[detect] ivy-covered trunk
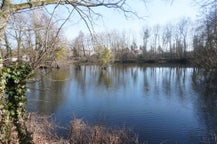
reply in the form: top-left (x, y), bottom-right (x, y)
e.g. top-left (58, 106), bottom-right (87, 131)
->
top-left (0, 0), bottom-right (12, 64)
top-left (0, 14), bottom-right (8, 68)
top-left (0, 70), bottom-right (12, 143)
top-left (0, 3), bottom-right (33, 143)
top-left (0, 3), bottom-right (12, 143)
top-left (0, 64), bottom-right (33, 143)
top-left (4, 64), bottom-right (33, 143)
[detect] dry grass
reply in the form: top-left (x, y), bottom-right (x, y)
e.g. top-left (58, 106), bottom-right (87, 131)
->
top-left (26, 113), bottom-right (139, 144)
top-left (11, 113), bottom-right (217, 144)
top-left (26, 113), bottom-right (68, 144)
top-left (68, 119), bottom-right (139, 144)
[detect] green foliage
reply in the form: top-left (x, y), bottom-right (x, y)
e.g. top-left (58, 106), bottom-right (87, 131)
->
top-left (0, 63), bottom-right (33, 144)
top-left (0, 71), bottom-right (12, 144)
top-left (97, 47), bottom-right (111, 67)
top-left (4, 64), bottom-right (31, 118)
top-left (55, 46), bottom-right (66, 60)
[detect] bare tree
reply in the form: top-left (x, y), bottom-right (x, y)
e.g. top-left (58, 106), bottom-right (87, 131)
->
top-left (5, 13), bottom-right (28, 61)
top-left (194, 1), bottom-right (217, 70)
top-left (73, 31), bottom-right (86, 57)
top-left (162, 24), bottom-right (173, 55)
top-left (3, 32), bottom-right (11, 58)
top-left (177, 18), bottom-right (190, 57)
top-left (2, 9), bottom-right (66, 67)
top-left (142, 28), bottom-right (149, 54)
top-left (95, 31), bottom-right (129, 61)
top-left (150, 24), bottom-right (161, 56)
top-left (0, 0), bottom-right (141, 68)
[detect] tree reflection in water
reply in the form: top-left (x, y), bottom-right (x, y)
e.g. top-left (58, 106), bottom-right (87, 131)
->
top-left (26, 68), bottom-right (70, 114)
top-left (192, 69), bottom-right (217, 141)
top-left (26, 64), bottom-right (217, 143)
top-left (98, 70), bottom-right (112, 88)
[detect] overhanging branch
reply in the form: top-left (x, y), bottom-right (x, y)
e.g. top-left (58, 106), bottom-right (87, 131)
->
top-left (12, 0), bottom-right (129, 13)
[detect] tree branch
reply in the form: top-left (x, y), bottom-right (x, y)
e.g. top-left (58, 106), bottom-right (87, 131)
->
top-left (12, 0), bottom-right (128, 12)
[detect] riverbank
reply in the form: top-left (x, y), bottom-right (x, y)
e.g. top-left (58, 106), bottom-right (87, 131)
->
top-left (71, 56), bottom-right (191, 64)
top-left (14, 113), bottom-right (216, 144)
top-left (36, 57), bottom-right (192, 69)
top-left (24, 113), bottom-right (139, 144)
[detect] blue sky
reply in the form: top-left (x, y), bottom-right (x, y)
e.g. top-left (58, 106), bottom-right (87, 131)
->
top-left (63, 0), bottom-right (199, 42)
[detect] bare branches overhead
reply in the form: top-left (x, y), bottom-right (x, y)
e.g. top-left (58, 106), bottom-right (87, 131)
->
top-left (0, 0), bottom-right (141, 67)
top-left (12, 0), bottom-right (131, 13)
top-left (9, 0), bottom-right (138, 35)
top-left (194, 0), bottom-right (217, 7)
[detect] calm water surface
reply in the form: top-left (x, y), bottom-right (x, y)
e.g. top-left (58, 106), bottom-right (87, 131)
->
top-left (26, 65), bottom-right (217, 143)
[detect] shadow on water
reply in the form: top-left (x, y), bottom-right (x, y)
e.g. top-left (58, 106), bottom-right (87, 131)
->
top-left (192, 69), bottom-right (217, 94)
top-left (26, 64), bottom-right (217, 143)
top-left (192, 69), bottom-right (217, 143)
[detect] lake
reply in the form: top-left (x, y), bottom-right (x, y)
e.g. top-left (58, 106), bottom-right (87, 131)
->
top-left (26, 64), bottom-right (217, 143)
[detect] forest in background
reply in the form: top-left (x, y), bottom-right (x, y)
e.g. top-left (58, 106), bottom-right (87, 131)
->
top-left (2, 1), bottom-right (217, 70)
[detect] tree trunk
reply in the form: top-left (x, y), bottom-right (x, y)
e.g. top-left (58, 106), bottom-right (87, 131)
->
top-left (4, 32), bottom-right (12, 58)
top-left (0, 0), bottom-right (12, 67)
top-left (0, 22), bottom-right (8, 68)
top-left (82, 42), bottom-right (86, 56)
top-left (0, 2), bottom-right (12, 142)
top-left (17, 31), bottom-right (22, 61)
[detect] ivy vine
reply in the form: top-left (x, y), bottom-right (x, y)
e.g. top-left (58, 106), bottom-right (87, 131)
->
top-left (0, 63), bottom-right (33, 143)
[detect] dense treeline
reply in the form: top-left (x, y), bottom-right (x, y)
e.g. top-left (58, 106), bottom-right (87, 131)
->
top-left (192, 1), bottom-right (217, 92)
top-left (193, 1), bottom-right (217, 70)
top-left (1, 10), bottom-right (66, 68)
top-left (71, 18), bottom-right (193, 64)
top-left (1, 2), bottom-right (217, 68)
top-left (70, 2), bottom-right (217, 68)
top-left (0, 14), bottom-right (194, 66)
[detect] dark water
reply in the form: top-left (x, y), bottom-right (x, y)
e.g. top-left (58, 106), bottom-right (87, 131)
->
top-left (26, 65), bottom-right (217, 143)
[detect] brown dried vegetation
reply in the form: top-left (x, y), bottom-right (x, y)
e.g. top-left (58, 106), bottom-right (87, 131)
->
top-left (69, 119), bottom-right (139, 144)
top-left (23, 113), bottom-right (139, 144)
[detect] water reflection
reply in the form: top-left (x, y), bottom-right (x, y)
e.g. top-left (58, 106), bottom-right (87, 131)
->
top-left (98, 70), bottom-right (112, 88)
top-left (26, 68), bottom-right (70, 114)
top-left (192, 69), bottom-right (217, 140)
top-left (26, 65), bottom-right (217, 143)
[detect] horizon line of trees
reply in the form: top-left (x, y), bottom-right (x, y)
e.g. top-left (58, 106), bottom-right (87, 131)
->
top-left (71, 17), bottom-right (194, 62)
top-left (3, 9), bottom-right (217, 67)
top-left (70, 2), bottom-right (217, 69)
top-left (1, 0), bottom-right (217, 69)
top-left (2, 4), bottom-right (217, 69)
